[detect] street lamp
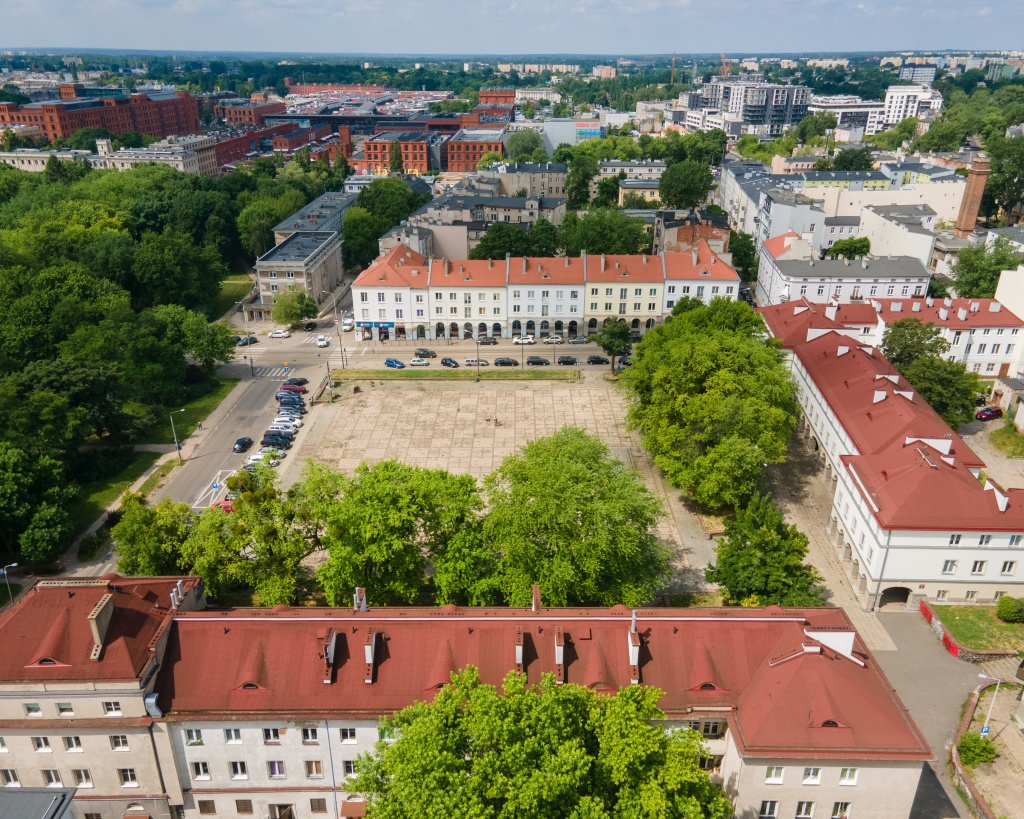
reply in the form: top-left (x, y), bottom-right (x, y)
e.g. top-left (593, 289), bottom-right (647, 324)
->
top-left (1, 563), bottom-right (16, 606)
top-left (235, 301), bottom-right (255, 377)
top-left (320, 290), bottom-right (347, 369)
top-left (979, 673), bottom-right (1003, 734)
top-left (169, 408), bottom-right (186, 464)
top-left (473, 338), bottom-right (481, 382)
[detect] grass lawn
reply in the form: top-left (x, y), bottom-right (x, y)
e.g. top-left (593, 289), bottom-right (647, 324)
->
top-left (0, 582), bottom-right (21, 608)
top-left (207, 274), bottom-right (254, 321)
top-left (331, 368), bottom-right (577, 382)
top-left (988, 421), bottom-right (1024, 458)
top-left (137, 460), bottom-right (180, 498)
top-left (141, 378), bottom-right (240, 445)
top-left (933, 605), bottom-right (1024, 652)
top-left (68, 451), bottom-right (162, 540)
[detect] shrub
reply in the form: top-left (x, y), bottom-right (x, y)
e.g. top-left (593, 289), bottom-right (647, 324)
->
top-left (958, 730), bottom-right (997, 767)
top-left (997, 594), bottom-right (1024, 623)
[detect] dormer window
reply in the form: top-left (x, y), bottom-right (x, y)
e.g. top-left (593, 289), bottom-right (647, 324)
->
top-left (699, 682), bottom-right (716, 691)
top-left (821, 720), bottom-right (839, 728)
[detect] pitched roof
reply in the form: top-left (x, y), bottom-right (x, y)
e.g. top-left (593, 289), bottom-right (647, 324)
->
top-left (583, 252), bottom-right (668, 283)
top-left (872, 297), bottom-right (1024, 330)
top-left (663, 239), bottom-right (740, 282)
top-left (428, 258), bottom-right (509, 288)
top-left (762, 231), bottom-right (803, 260)
top-left (507, 256), bottom-right (586, 285)
top-left (156, 604), bottom-right (930, 763)
top-left (353, 245), bottom-right (430, 289)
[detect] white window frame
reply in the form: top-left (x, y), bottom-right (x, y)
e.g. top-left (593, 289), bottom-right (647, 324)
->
top-left (267, 760), bottom-right (286, 779)
top-left (765, 766), bottom-right (784, 784)
top-left (224, 728), bottom-right (242, 743)
top-left (110, 735), bottom-right (129, 751)
top-left (802, 767), bottom-right (821, 785)
top-left (230, 761), bottom-right (248, 780)
top-left (102, 701), bottom-right (122, 716)
top-left (118, 768), bottom-right (138, 788)
top-left (185, 729), bottom-right (203, 746)
top-left (191, 761), bottom-right (211, 781)
top-left (839, 767), bottom-right (858, 786)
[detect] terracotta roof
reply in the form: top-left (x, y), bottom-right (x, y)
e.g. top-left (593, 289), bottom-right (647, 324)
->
top-left (507, 256), bottom-right (586, 285)
top-left (156, 605), bottom-right (930, 763)
top-left (663, 240), bottom-right (740, 282)
top-left (352, 246), bottom-right (430, 289)
top-left (832, 302), bottom-right (880, 325)
top-left (762, 231), bottom-right (803, 259)
top-left (583, 253), bottom-right (665, 283)
top-left (872, 297), bottom-right (1024, 330)
top-left (0, 576), bottom-right (194, 683)
top-left (427, 258), bottom-right (509, 288)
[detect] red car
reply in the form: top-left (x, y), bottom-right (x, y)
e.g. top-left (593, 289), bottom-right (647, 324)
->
top-left (279, 383), bottom-right (307, 394)
top-left (210, 499), bottom-right (234, 513)
top-left (976, 406), bottom-right (1003, 421)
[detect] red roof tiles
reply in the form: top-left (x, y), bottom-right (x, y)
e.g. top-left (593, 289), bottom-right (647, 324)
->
top-left (762, 231), bottom-right (803, 260)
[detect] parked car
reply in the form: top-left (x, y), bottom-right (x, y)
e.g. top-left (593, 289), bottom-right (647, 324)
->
top-left (210, 499), bottom-right (234, 513)
top-left (568, 336), bottom-right (590, 344)
top-left (384, 358), bottom-right (406, 369)
top-left (557, 356), bottom-right (579, 366)
top-left (494, 357), bottom-right (519, 367)
top-left (266, 425), bottom-right (296, 438)
top-left (976, 406), bottom-right (1003, 421)
top-left (587, 355), bottom-right (610, 365)
top-left (975, 395), bottom-right (988, 407)
top-left (272, 416), bottom-right (302, 428)
top-left (277, 399), bottom-right (306, 411)
top-left (464, 358), bottom-right (489, 366)
top-left (260, 435), bottom-right (292, 449)
top-left (237, 336), bottom-right (258, 346)
top-left (269, 329), bottom-right (291, 338)
top-left (232, 437), bottom-right (253, 453)
top-left (230, 334), bottom-right (242, 344)
top-left (258, 447), bottom-right (286, 459)
top-left (283, 377), bottom-right (309, 386)
top-left (513, 336), bottom-right (535, 345)
top-left (276, 407), bottom-right (304, 418)
top-left (248, 452), bottom-right (280, 467)
top-left (279, 383), bottom-right (307, 394)
top-left (441, 358), bottom-right (459, 368)
top-left (303, 321), bottom-right (318, 331)
top-left (478, 336), bottom-right (498, 346)
top-left (526, 356), bottom-right (550, 366)
top-left (543, 335), bottom-right (563, 344)
top-left (316, 335), bottom-right (329, 347)
top-left (415, 348), bottom-right (437, 358)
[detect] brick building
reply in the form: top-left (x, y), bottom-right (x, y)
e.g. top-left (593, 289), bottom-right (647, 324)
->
top-left (0, 89), bottom-right (200, 142)
top-left (212, 124), bottom-right (294, 168)
top-left (446, 129), bottom-right (505, 172)
top-left (478, 88), bottom-right (516, 106)
top-left (349, 131), bottom-right (447, 174)
top-left (213, 100), bottom-right (287, 127)
top-left (271, 124), bottom-right (332, 153)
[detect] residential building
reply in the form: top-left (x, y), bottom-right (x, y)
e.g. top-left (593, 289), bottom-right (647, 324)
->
top-left (807, 95), bottom-right (886, 136)
top-left (754, 188), bottom-right (827, 251)
top-left (858, 204), bottom-right (939, 269)
top-left (618, 179), bottom-right (661, 206)
top-left (591, 159), bottom-right (666, 196)
top-left (477, 162), bottom-right (567, 197)
top-left (800, 171), bottom-right (892, 192)
top-left (592, 65), bottom-right (617, 79)
top-left (148, 135), bottom-right (219, 176)
top-left (762, 301), bottom-right (1024, 607)
top-left (0, 576), bottom-right (204, 819)
top-left (271, 125), bottom-right (332, 153)
top-left (883, 85), bottom-right (944, 126)
top-left (659, 240), bottom-right (741, 317)
top-left (446, 129), bottom-right (505, 172)
top-left (213, 100), bottom-right (287, 127)
top-left (349, 131), bottom-right (448, 174)
top-left (770, 154), bottom-right (823, 176)
top-left (806, 58), bottom-right (850, 69)
top-left (819, 216), bottom-right (862, 252)
top-left (92, 138), bottom-right (200, 174)
top-left (651, 209), bottom-right (731, 255)
top-left (756, 231), bottom-right (930, 306)
top-left (899, 65), bottom-right (937, 84)
top-left (697, 77), bottom-right (810, 137)
top-left (273, 191), bottom-right (358, 244)
top-left (672, 106), bottom-right (745, 137)
top-left (250, 232), bottom-right (343, 322)
top-left (478, 88), bottom-right (516, 106)
top-left (514, 88), bottom-right (562, 105)
top-left (0, 148), bottom-right (95, 172)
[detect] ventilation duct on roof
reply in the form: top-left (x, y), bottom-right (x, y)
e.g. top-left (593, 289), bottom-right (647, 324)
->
top-left (872, 390), bottom-right (887, 404)
top-left (939, 307), bottom-right (949, 320)
top-left (990, 302), bottom-right (1002, 312)
top-left (88, 594), bottom-right (115, 661)
top-left (958, 308), bottom-right (968, 321)
top-left (912, 302), bottom-right (921, 312)
top-left (554, 627), bottom-right (565, 685)
top-left (515, 627), bottom-right (524, 672)
top-left (364, 628), bottom-right (378, 684)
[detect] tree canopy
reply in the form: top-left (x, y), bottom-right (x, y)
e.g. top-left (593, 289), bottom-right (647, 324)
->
top-left (951, 236), bottom-right (1024, 298)
top-left (880, 318), bottom-right (950, 370)
top-left (560, 210), bottom-right (649, 257)
top-left (831, 147), bottom-right (874, 171)
top-left (506, 129), bottom-right (544, 162)
top-left (352, 668), bottom-right (733, 819)
top-left (658, 160), bottom-right (715, 210)
top-left (825, 236), bottom-right (871, 259)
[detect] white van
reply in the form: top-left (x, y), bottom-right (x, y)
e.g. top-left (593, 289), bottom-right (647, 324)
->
top-left (464, 357), bottom-right (489, 367)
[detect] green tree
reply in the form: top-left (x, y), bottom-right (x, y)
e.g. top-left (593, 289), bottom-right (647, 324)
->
top-left (551, 142), bottom-right (574, 163)
top-left (476, 151), bottom-right (503, 169)
top-left (903, 356), bottom-right (979, 427)
top-left (880, 318), bottom-right (950, 370)
top-left (986, 136), bottom-right (1024, 220)
top-left (341, 206), bottom-right (389, 270)
top-left (795, 111), bottom-right (837, 143)
top-left (950, 237), bottom-right (1024, 298)
top-left (353, 668), bottom-right (732, 819)
top-left (112, 492), bottom-right (191, 576)
top-left (825, 236), bottom-right (871, 259)
top-left (355, 177), bottom-right (430, 226)
top-left (483, 427), bottom-right (668, 607)
top-left (593, 316), bottom-right (633, 371)
top-left (560, 209), bottom-right (648, 256)
top-left (527, 218), bottom-right (561, 257)
top-left (658, 160), bottom-right (715, 209)
top-left (468, 222), bottom-right (531, 260)
top-left (236, 199), bottom-right (282, 260)
top-left (272, 289), bottom-right (319, 328)
top-left (0, 442), bottom-right (75, 564)
top-left (505, 129), bottom-right (543, 162)
top-left (565, 153), bottom-right (599, 208)
top-left (623, 301), bottom-right (799, 510)
top-left (388, 141), bottom-right (405, 174)
top-left (812, 158), bottom-right (834, 171)
top-left (706, 493), bottom-right (824, 606)
top-left (520, 101), bottom-right (535, 120)
top-left (592, 173), bottom-right (623, 208)
top-left (832, 147), bottom-right (874, 171)
top-left (729, 231), bottom-right (757, 279)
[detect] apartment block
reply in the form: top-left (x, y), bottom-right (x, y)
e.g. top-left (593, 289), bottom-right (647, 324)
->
top-left (250, 232), bottom-right (343, 322)
top-left (446, 129), bottom-right (506, 172)
top-left (807, 95), bottom-right (886, 136)
top-left (883, 85), bottom-right (944, 126)
top-left (697, 77), bottom-right (810, 137)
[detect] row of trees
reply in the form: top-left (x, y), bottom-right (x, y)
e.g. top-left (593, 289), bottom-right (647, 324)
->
top-left (341, 177), bottom-right (433, 269)
top-left (468, 210), bottom-right (650, 260)
top-left (112, 427), bottom-right (671, 608)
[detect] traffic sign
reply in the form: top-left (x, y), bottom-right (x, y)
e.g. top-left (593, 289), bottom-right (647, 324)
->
top-left (981, 725), bottom-right (990, 735)
top-left (284, 367), bottom-right (290, 375)
top-left (212, 482), bottom-right (219, 490)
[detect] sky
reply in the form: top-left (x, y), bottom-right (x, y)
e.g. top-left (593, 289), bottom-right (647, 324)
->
top-left (1, 0), bottom-right (1021, 56)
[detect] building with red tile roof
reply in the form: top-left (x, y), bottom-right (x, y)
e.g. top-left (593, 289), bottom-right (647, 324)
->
top-left (761, 300), bottom-right (1024, 609)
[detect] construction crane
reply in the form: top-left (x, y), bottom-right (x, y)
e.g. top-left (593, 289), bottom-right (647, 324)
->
top-left (720, 53), bottom-right (731, 76)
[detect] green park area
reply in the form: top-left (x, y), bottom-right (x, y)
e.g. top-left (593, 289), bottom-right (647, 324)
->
top-left (933, 605), bottom-right (1024, 652)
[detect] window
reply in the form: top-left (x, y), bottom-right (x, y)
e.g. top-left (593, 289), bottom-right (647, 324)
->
top-left (1, 770), bottom-right (19, 787)
top-left (831, 803), bottom-right (850, 819)
top-left (56, 703), bottom-right (73, 716)
top-left (24, 704), bottom-right (41, 717)
top-left (305, 760), bottom-right (323, 778)
top-left (344, 760), bottom-right (356, 776)
top-left (701, 721), bottom-right (722, 737)
top-left (263, 728), bottom-right (280, 744)
top-left (378, 309), bottom-right (386, 319)
top-left (267, 761), bottom-right (286, 778)
top-left (1002, 561), bottom-right (1017, 575)
top-left (759, 801), bottom-right (778, 819)
top-left (435, 292), bottom-right (443, 301)
top-left (633, 303), bottom-right (640, 311)
top-left (796, 802), bottom-right (815, 818)
top-left (72, 769), bottom-right (92, 787)
top-left (42, 770), bottom-right (62, 787)
top-left (949, 534), bottom-right (961, 545)
top-left (765, 766), bottom-right (784, 784)
top-left (225, 728), bottom-right (242, 743)
top-left (198, 802), bottom-right (217, 816)
top-left (590, 288), bottom-right (598, 296)
top-left (110, 735), bottom-right (129, 751)
top-left (803, 767), bottom-right (821, 784)
top-left (230, 761), bottom-right (248, 780)
top-left (302, 728), bottom-right (318, 743)
top-left (360, 292), bottom-right (368, 302)
top-left (1014, 535), bottom-right (1024, 546)
top-left (571, 290), bottom-right (579, 299)
top-left (886, 286), bottom-right (895, 295)
top-left (971, 560), bottom-right (987, 575)
top-left (235, 801), bottom-right (254, 816)
top-left (85, 815), bottom-right (102, 819)
top-left (839, 767), bottom-right (858, 785)
top-left (992, 344), bottom-right (1001, 355)
top-left (185, 729), bottom-right (203, 746)
top-left (102, 701), bottom-right (121, 716)
top-left (31, 737), bottom-right (50, 752)
top-left (942, 560), bottom-right (957, 574)
top-left (901, 285), bottom-right (910, 295)
top-left (62, 736), bottom-right (82, 752)
top-left (395, 309), bottom-right (404, 319)
top-left (340, 728), bottom-right (356, 742)
top-left (311, 798), bottom-right (328, 814)
top-left (605, 288), bottom-right (613, 296)
top-left (936, 589), bottom-right (949, 600)
top-left (191, 762), bottom-right (210, 780)
top-left (416, 294), bottom-right (424, 303)
top-left (977, 343), bottom-right (987, 354)
top-left (966, 590), bottom-right (978, 601)
top-left (817, 286), bottom-right (825, 296)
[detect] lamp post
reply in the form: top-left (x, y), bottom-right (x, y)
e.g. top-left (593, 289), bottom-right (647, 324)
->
top-left (2, 563), bottom-right (16, 606)
top-left (473, 338), bottom-right (481, 382)
top-left (320, 290), bottom-right (347, 369)
top-left (235, 301), bottom-right (255, 377)
top-left (169, 408), bottom-right (186, 464)
top-left (979, 673), bottom-right (1003, 733)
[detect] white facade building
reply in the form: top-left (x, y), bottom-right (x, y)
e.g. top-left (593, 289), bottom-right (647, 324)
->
top-left (883, 85), bottom-right (944, 126)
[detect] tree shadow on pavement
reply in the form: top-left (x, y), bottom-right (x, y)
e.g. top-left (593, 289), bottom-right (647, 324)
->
top-left (764, 431), bottom-right (820, 507)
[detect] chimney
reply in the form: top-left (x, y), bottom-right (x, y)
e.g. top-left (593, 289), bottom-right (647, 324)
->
top-left (353, 587), bottom-right (368, 612)
top-left (321, 627), bottom-right (337, 684)
top-left (627, 624), bottom-right (640, 686)
top-left (531, 584), bottom-right (541, 612)
top-left (169, 589), bottom-right (179, 609)
top-left (955, 155), bottom-right (990, 238)
top-left (601, 254), bottom-right (606, 271)
top-left (692, 247), bottom-right (698, 266)
top-left (364, 628), bottom-right (378, 684)
top-left (87, 594), bottom-right (115, 661)
top-left (554, 627), bottom-right (565, 685)
top-left (176, 579), bottom-right (185, 600)
top-left (515, 627), bottom-right (524, 673)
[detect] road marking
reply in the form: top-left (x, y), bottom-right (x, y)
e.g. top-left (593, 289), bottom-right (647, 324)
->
top-left (193, 469), bottom-right (237, 510)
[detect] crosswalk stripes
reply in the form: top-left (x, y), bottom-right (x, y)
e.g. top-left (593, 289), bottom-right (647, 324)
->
top-left (255, 367), bottom-right (290, 378)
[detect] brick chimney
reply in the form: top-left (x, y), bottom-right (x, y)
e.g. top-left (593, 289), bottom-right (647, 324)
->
top-left (954, 155), bottom-right (990, 238)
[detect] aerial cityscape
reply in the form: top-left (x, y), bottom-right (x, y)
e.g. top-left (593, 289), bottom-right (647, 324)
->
top-left (1, 21), bottom-right (1024, 819)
